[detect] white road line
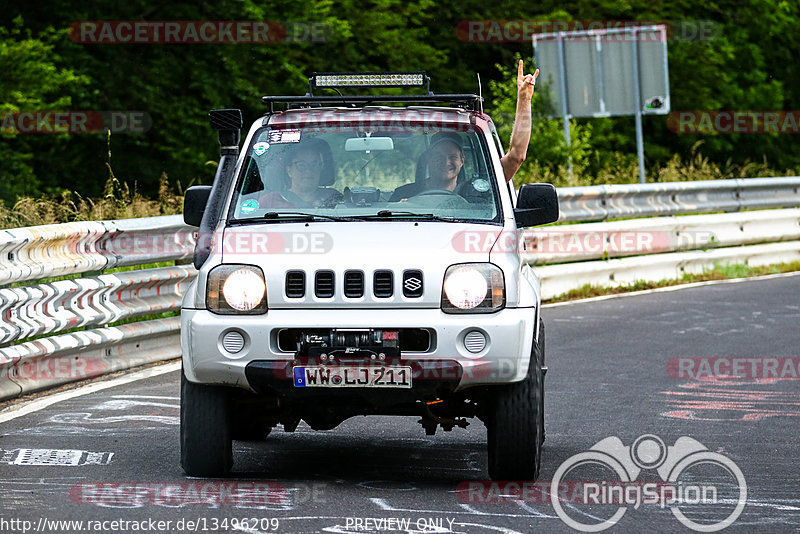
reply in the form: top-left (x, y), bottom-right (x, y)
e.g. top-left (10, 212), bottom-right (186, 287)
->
top-left (0, 361), bottom-right (181, 424)
top-left (543, 271), bottom-right (800, 308)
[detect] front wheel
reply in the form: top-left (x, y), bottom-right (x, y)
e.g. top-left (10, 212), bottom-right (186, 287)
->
top-left (486, 327), bottom-right (544, 481)
top-left (180, 370), bottom-right (232, 476)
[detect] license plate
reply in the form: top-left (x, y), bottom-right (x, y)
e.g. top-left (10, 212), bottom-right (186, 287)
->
top-left (293, 366), bottom-right (412, 388)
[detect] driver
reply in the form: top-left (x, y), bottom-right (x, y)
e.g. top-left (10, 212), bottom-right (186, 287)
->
top-left (258, 139), bottom-right (343, 208)
top-left (389, 132), bottom-right (465, 201)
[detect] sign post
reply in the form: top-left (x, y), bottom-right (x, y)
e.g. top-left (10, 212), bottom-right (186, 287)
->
top-left (533, 25), bottom-right (670, 183)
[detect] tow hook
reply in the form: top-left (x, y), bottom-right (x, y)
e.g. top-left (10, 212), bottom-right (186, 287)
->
top-left (418, 402), bottom-right (469, 435)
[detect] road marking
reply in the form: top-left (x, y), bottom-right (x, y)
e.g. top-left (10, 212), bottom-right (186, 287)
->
top-left (543, 271), bottom-right (800, 308)
top-left (0, 361), bottom-right (181, 424)
top-left (0, 448), bottom-right (113, 466)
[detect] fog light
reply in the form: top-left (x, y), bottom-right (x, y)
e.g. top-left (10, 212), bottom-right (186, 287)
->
top-left (464, 330), bottom-right (487, 353)
top-left (222, 331), bottom-right (245, 354)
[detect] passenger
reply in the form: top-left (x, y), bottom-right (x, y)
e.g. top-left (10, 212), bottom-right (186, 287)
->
top-left (390, 60), bottom-right (539, 202)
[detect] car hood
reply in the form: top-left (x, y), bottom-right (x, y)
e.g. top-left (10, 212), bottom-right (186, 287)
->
top-left (220, 221), bottom-right (500, 308)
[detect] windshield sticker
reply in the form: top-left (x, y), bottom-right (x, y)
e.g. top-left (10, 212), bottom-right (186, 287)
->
top-left (472, 179), bottom-right (490, 192)
top-left (252, 142), bottom-right (270, 156)
top-left (267, 129), bottom-right (301, 144)
top-left (240, 199), bottom-right (258, 214)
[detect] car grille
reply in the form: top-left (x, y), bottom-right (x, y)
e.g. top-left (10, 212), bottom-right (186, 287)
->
top-left (344, 270), bottom-right (364, 298)
top-left (285, 270), bottom-right (306, 298)
top-left (314, 270), bottom-right (335, 298)
top-left (373, 270), bottom-right (394, 298)
top-left (283, 269), bottom-right (425, 301)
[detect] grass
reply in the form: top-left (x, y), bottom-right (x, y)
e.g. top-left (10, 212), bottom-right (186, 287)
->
top-left (545, 260), bottom-right (800, 303)
top-left (0, 172), bottom-right (183, 229)
top-left (515, 142), bottom-right (796, 188)
top-left (0, 172), bottom-right (187, 344)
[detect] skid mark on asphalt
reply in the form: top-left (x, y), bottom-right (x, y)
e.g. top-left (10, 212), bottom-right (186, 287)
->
top-left (660, 383), bottom-right (800, 421)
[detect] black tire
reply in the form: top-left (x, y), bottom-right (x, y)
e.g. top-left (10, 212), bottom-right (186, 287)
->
top-left (180, 370), bottom-right (232, 476)
top-left (486, 325), bottom-right (544, 481)
top-left (231, 421), bottom-right (272, 441)
top-left (538, 318), bottom-right (546, 446)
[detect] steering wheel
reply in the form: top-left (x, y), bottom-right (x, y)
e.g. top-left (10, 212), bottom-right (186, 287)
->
top-left (412, 189), bottom-right (460, 197)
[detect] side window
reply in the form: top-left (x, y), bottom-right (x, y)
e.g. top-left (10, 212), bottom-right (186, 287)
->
top-left (240, 156), bottom-right (264, 195)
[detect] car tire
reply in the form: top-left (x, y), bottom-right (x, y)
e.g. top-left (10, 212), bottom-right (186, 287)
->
top-left (231, 421), bottom-right (272, 441)
top-left (538, 318), bottom-right (546, 446)
top-left (180, 369), bottom-right (232, 476)
top-left (486, 326), bottom-right (544, 481)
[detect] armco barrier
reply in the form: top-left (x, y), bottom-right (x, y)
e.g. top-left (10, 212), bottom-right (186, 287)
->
top-left (534, 241), bottom-right (800, 300)
top-left (0, 178), bottom-right (799, 401)
top-left (0, 266), bottom-right (195, 344)
top-left (0, 317), bottom-right (180, 399)
top-left (557, 176), bottom-right (800, 221)
top-left (524, 209), bottom-right (800, 265)
top-left (0, 216), bottom-right (195, 401)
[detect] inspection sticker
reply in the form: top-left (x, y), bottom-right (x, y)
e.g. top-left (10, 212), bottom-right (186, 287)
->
top-left (253, 142), bottom-right (270, 156)
top-left (268, 129), bottom-right (301, 143)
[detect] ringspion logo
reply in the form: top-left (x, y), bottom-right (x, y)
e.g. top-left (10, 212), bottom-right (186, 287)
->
top-left (550, 434), bottom-right (747, 531)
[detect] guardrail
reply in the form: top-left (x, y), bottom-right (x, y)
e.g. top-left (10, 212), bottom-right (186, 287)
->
top-left (1, 178), bottom-right (799, 401)
top-left (557, 176), bottom-right (800, 221)
top-left (1, 216), bottom-right (196, 400)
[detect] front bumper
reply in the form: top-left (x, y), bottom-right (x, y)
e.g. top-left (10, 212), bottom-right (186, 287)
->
top-left (181, 306), bottom-right (536, 391)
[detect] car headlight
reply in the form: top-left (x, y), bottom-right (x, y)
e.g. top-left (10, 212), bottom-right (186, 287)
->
top-left (441, 263), bottom-right (504, 313)
top-left (207, 265), bottom-right (267, 314)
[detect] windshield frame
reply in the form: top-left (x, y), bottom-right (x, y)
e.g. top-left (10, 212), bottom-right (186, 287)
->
top-left (225, 115), bottom-right (505, 226)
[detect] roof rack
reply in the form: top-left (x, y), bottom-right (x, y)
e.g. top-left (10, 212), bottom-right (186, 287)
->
top-left (261, 94), bottom-right (483, 113)
top-left (262, 71), bottom-right (483, 112)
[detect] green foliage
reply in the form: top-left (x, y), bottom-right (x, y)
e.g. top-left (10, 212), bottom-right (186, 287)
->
top-left (0, 0), bottom-right (798, 206)
top-left (0, 17), bottom-right (89, 201)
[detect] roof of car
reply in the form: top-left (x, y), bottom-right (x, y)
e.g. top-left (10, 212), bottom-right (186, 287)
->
top-left (265, 106), bottom-right (492, 130)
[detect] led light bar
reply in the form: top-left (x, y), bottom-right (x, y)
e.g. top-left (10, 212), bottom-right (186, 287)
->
top-left (312, 72), bottom-right (427, 89)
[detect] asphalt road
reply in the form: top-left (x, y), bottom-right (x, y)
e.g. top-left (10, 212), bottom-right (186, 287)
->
top-left (0, 274), bottom-right (798, 534)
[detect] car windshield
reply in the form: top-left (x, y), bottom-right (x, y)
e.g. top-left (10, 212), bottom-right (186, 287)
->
top-left (229, 124), bottom-right (500, 223)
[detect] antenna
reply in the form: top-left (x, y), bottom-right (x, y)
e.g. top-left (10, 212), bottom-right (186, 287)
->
top-left (476, 73), bottom-right (483, 113)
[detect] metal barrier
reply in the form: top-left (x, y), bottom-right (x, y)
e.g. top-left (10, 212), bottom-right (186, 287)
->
top-left (1, 178), bottom-right (799, 400)
top-left (557, 176), bottom-right (800, 221)
top-left (0, 216), bottom-right (196, 400)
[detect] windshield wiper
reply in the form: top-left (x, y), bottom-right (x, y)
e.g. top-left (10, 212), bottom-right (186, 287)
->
top-left (357, 210), bottom-right (456, 222)
top-left (240, 211), bottom-right (356, 222)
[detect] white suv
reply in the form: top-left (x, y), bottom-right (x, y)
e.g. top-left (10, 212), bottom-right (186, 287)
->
top-left (180, 72), bottom-right (559, 480)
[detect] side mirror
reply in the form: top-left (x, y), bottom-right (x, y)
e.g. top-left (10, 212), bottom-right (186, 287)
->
top-left (514, 183), bottom-right (559, 227)
top-left (183, 185), bottom-right (212, 227)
